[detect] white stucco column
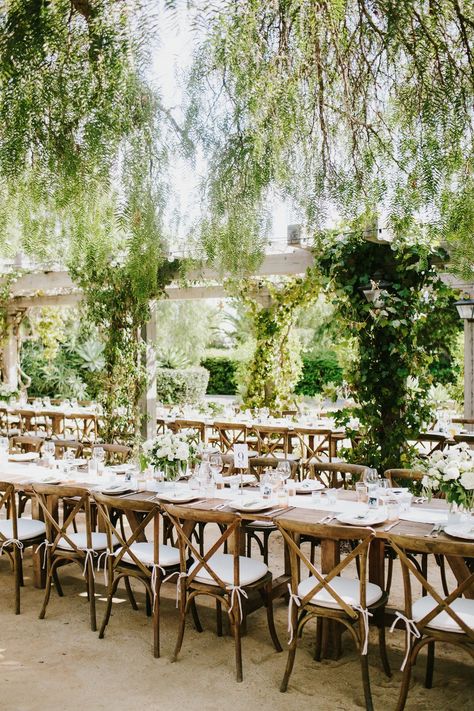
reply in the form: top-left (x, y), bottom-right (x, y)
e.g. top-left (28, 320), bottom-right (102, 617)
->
top-left (2, 314), bottom-right (20, 390)
top-left (140, 301), bottom-right (157, 441)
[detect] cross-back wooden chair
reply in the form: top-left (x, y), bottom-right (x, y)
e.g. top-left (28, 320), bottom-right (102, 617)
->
top-left (91, 442), bottom-right (132, 464)
top-left (15, 408), bottom-right (37, 434)
top-left (412, 432), bottom-right (448, 457)
top-left (53, 439), bottom-right (84, 458)
top-left (162, 504), bottom-right (282, 682)
top-left (32, 483), bottom-right (106, 631)
top-left (213, 422), bottom-right (254, 454)
top-left (35, 410), bottom-right (66, 438)
top-left (169, 419), bottom-right (206, 443)
top-left (93, 494), bottom-right (183, 658)
top-left (291, 426), bottom-right (333, 470)
top-left (275, 518), bottom-right (390, 711)
top-left (453, 433), bottom-right (474, 447)
top-left (309, 462), bottom-right (369, 489)
top-left (384, 468), bottom-right (424, 488)
top-left (10, 434), bottom-right (44, 453)
top-left (65, 412), bottom-right (98, 443)
top-left (0, 406), bottom-right (19, 437)
top-left (253, 424), bottom-right (297, 460)
top-left (0, 481), bottom-right (46, 613)
top-left (389, 534), bottom-right (474, 710)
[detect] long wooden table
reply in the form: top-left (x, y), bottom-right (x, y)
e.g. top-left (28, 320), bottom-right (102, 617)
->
top-left (3, 465), bottom-right (473, 659)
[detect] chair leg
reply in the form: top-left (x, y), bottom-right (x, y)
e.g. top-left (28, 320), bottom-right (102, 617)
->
top-left (124, 576), bottom-right (138, 610)
top-left (87, 560), bottom-right (97, 631)
top-left (314, 617), bottom-right (323, 661)
top-left (360, 652), bottom-right (374, 711)
top-left (280, 636), bottom-right (298, 692)
top-left (377, 617), bottom-right (391, 677)
top-left (264, 582), bottom-right (282, 652)
top-left (216, 599), bottom-right (223, 637)
top-left (153, 581), bottom-right (161, 658)
top-left (191, 598), bottom-right (203, 633)
top-left (14, 546), bottom-right (21, 615)
top-left (172, 606), bottom-right (187, 662)
top-left (145, 590), bottom-right (152, 617)
top-left (395, 653), bottom-right (413, 711)
top-left (425, 640), bottom-right (435, 689)
top-left (99, 577), bottom-right (121, 639)
top-left (421, 554), bottom-right (428, 596)
top-left (385, 554), bottom-right (394, 596)
top-left (232, 614), bottom-right (243, 683)
top-left (53, 568), bottom-right (64, 597)
top-left (39, 568), bottom-right (55, 620)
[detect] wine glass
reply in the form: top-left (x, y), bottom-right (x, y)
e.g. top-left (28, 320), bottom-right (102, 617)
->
top-left (209, 452), bottom-right (223, 480)
top-left (279, 460), bottom-right (292, 487)
top-left (0, 436), bottom-right (9, 462)
top-left (93, 446), bottom-right (106, 476)
top-left (62, 448), bottom-right (76, 478)
top-left (42, 441), bottom-right (55, 467)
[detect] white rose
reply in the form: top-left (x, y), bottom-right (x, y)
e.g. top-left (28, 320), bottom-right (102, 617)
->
top-left (176, 443), bottom-right (190, 460)
top-left (430, 451), bottom-right (444, 463)
top-left (444, 465), bottom-right (460, 481)
top-left (460, 471), bottom-right (474, 490)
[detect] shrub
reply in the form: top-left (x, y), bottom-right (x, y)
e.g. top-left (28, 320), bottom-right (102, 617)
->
top-left (156, 367), bottom-right (210, 405)
top-left (201, 357), bottom-right (238, 395)
top-left (295, 353), bottom-right (343, 396)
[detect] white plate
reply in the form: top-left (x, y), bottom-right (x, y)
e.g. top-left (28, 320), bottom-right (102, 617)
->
top-left (444, 524), bottom-right (474, 541)
top-left (37, 476), bottom-right (62, 485)
top-left (224, 474), bottom-right (257, 486)
top-left (291, 479), bottom-right (325, 494)
top-left (228, 498), bottom-right (273, 513)
top-left (399, 509), bottom-right (448, 524)
top-left (9, 452), bottom-right (40, 462)
top-left (155, 492), bottom-right (200, 504)
top-left (97, 484), bottom-right (133, 496)
top-left (337, 511), bottom-right (387, 526)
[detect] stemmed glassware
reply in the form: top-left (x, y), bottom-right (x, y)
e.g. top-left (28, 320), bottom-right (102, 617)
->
top-left (93, 447), bottom-right (106, 477)
top-left (209, 452), bottom-right (223, 481)
top-left (0, 436), bottom-right (9, 463)
top-left (42, 440), bottom-right (55, 467)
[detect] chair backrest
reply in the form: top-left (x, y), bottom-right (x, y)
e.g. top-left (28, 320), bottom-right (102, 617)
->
top-left (32, 484), bottom-right (92, 555)
top-left (384, 468), bottom-right (424, 487)
top-left (93, 493), bottom-right (163, 577)
top-left (0, 481), bottom-right (18, 543)
top-left (11, 434), bottom-right (44, 453)
top-left (67, 412), bottom-right (98, 443)
top-left (213, 422), bottom-right (248, 453)
top-left (163, 504), bottom-right (242, 589)
top-left (389, 533), bottom-right (474, 641)
top-left (169, 419), bottom-right (206, 442)
top-left (291, 427), bottom-right (333, 463)
top-left (414, 432), bottom-right (447, 456)
top-left (276, 517), bottom-right (374, 615)
top-left (253, 425), bottom-right (291, 456)
top-left (91, 442), bottom-right (132, 464)
top-left (16, 409), bottom-right (37, 434)
top-left (53, 439), bottom-right (83, 457)
top-left (311, 462), bottom-right (368, 489)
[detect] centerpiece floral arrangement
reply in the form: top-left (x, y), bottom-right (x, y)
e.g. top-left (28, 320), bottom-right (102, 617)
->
top-left (142, 430), bottom-right (203, 478)
top-left (421, 444), bottom-right (474, 510)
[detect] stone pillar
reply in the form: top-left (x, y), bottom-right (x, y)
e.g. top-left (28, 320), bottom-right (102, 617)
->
top-left (464, 319), bottom-right (474, 423)
top-left (140, 302), bottom-right (158, 441)
top-left (2, 315), bottom-right (20, 390)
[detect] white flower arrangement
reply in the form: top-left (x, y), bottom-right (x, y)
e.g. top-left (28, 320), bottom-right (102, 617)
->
top-left (422, 444), bottom-right (474, 509)
top-left (142, 431), bottom-right (204, 471)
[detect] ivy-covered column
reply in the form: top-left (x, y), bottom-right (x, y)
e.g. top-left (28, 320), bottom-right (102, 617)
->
top-left (2, 313), bottom-right (20, 390)
top-left (140, 301), bottom-right (158, 440)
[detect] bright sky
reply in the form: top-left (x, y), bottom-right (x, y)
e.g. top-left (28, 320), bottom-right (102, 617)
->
top-left (150, 4), bottom-right (299, 252)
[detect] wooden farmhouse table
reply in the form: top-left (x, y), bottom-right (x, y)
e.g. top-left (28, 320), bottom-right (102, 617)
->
top-left (2, 463), bottom-right (473, 659)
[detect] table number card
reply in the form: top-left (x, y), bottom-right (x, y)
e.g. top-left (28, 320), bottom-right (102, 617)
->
top-left (233, 443), bottom-right (249, 469)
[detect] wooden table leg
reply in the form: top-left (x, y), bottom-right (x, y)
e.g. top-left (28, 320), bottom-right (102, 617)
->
top-left (369, 537), bottom-right (386, 590)
top-left (446, 555), bottom-right (474, 599)
top-left (320, 537), bottom-right (342, 660)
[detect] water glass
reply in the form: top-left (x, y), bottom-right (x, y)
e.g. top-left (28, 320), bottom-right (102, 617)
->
top-left (327, 488), bottom-right (338, 506)
top-left (0, 436), bottom-right (9, 462)
top-left (355, 482), bottom-right (368, 503)
top-left (311, 490), bottom-right (322, 506)
top-left (399, 492), bottom-right (413, 512)
top-left (93, 446), bottom-right (105, 476)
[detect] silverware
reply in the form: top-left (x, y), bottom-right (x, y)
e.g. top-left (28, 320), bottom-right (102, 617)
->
top-left (212, 502), bottom-right (229, 511)
top-left (432, 525), bottom-right (445, 538)
top-left (383, 521), bottom-right (399, 532)
top-left (424, 524), bottom-right (440, 537)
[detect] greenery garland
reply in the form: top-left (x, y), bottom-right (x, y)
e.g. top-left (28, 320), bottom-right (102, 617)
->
top-left (234, 269), bottom-right (320, 410)
top-left (317, 233), bottom-right (461, 471)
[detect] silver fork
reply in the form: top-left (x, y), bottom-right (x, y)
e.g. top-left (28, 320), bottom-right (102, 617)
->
top-left (424, 524), bottom-right (440, 537)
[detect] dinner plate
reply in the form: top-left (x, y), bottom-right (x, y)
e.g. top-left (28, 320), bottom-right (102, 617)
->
top-left (399, 509), bottom-right (448, 524)
top-left (9, 452), bottom-right (40, 462)
top-left (444, 524), bottom-right (474, 541)
top-left (224, 474), bottom-right (257, 486)
top-left (228, 498), bottom-right (273, 513)
top-left (336, 511), bottom-right (387, 526)
top-left (290, 479), bottom-right (325, 494)
top-left (155, 492), bottom-right (201, 504)
top-left (97, 484), bottom-right (133, 496)
top-left (37, 476), bottom-right (62, 485)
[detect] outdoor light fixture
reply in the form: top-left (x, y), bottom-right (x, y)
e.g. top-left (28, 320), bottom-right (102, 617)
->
top-left (454, 298), bottom-right (474, 321)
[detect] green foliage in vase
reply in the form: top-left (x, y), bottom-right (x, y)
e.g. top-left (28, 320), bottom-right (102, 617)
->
top-left (317, 233), bottom-right (461, 471)
top-left (233, 270), bottom-right (320, 410)
top-left (186, 0), bottom-right (474, 276)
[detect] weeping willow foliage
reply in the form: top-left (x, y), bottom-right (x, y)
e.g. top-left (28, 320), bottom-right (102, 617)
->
top-left (187, 0), bottom-right (474, 274)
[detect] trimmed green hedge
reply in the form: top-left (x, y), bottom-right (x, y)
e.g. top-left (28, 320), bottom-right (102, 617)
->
top-left (295, 354), bottom-right (343, 396)
top-left (156, 367), bottom-right (209, 405)
top-left (202, 357), bottom-right (238, 395)
top-left (201, 353), bottom-right (342, 397)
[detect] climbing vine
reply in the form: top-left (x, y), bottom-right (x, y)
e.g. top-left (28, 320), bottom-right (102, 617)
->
top-left (317, 233), bottom-right (461, 471)
top-left (234, 269), bottom-right (320, 410)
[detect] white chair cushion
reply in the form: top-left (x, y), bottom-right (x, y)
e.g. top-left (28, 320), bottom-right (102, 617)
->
top-left (57, 532), bottom-right (116, 551)
top-left (412, 595), bottom-right (474, 634)
top-left (246, 520), bottom-right (277, 528)
top-left (298, 575), bottom-right (383, 609)
top-left (189, 552), bottom-right (268, 586)
top-left (0, 517), bottom-right (46, 541)
top-left (121, 542), bottom-right (180, 568)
